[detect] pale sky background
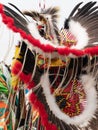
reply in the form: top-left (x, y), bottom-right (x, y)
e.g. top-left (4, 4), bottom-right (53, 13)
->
top-left (0, 0), bottom-right (97, 64)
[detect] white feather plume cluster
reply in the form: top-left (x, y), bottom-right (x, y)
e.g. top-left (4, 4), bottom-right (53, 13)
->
top-left (69, 20), bottom-right (89, 49)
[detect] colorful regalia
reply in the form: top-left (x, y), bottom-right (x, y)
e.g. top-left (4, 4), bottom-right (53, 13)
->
top-left (0, 63), bottom-right (13, 130)
top-left (0, 1), bottom-right (98, 130)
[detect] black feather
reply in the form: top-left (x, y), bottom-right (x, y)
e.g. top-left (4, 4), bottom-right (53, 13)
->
top-left (64, 1), bottom-right (98, 48)
top-left (3, 5), bottom-right (30, 34)
top-left (69, 2), bottom-right (83, 18)
top-left (64, 2), bottom-right (82, 29)
top-left (8, 3), bottom-right (29, 22)
top-left (76, 2), bottom-right (96, 17)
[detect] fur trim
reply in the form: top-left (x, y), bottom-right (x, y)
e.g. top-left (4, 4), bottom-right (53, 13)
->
top-left (69, 20), bottom-right (89, 49)
top-left (40, 72), bottom-right (97, 127)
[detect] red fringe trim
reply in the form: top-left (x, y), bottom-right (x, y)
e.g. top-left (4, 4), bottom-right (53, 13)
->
top-left (12, 60), bottom-right (58, 129)
top-left (11, 60), bottom-right (35, 88)
top-left (30, 92), bottom-right (58, 130)
top-left (0, 3), bottom-right (98, 57)
top-left (11, 61), bottom-right (22, 75)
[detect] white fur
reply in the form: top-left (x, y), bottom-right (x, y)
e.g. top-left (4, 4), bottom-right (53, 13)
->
top-left (69, 20), bottom-right (89, 49)
top-left (40, 72), bottom-right (97, 127)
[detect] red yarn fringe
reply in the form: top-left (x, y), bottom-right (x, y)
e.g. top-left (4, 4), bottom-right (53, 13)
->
top-left (30, 92), bottom-right (58, 130)
top-left (12, 60), bottom-right (58, 129)
top-left (11, 60), bottom-right (35, 88)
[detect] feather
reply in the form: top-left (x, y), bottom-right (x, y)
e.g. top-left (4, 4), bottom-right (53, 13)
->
top-left (8, 3), bottom-right (29, 22)
top-left (3, 4), bottom-right (30, 34)
top-left (64, 2), bottom-right (83, 29)
top-left (24, 7), bottom-right (61, 44)
top-left (64, 1), bottom-right (98, 49)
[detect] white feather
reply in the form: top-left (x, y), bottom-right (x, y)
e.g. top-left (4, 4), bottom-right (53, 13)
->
top-left (69, 20), bottom-right (89, 49)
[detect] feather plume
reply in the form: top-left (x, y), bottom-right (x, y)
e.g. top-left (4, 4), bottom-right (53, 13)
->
top-left (64, 1), bottom-right (98, 49)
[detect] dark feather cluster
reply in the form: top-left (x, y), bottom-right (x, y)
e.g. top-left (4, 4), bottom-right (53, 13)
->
top-left (24, 7), bottom-right (61, 43)
top-left (64, 1), bottom-right (98, 47)
top-left (4, 3), bottom-right (30, 34)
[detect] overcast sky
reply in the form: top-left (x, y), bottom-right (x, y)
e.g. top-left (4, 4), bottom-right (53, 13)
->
top-left (0, 0), bottom-right (97, 64)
